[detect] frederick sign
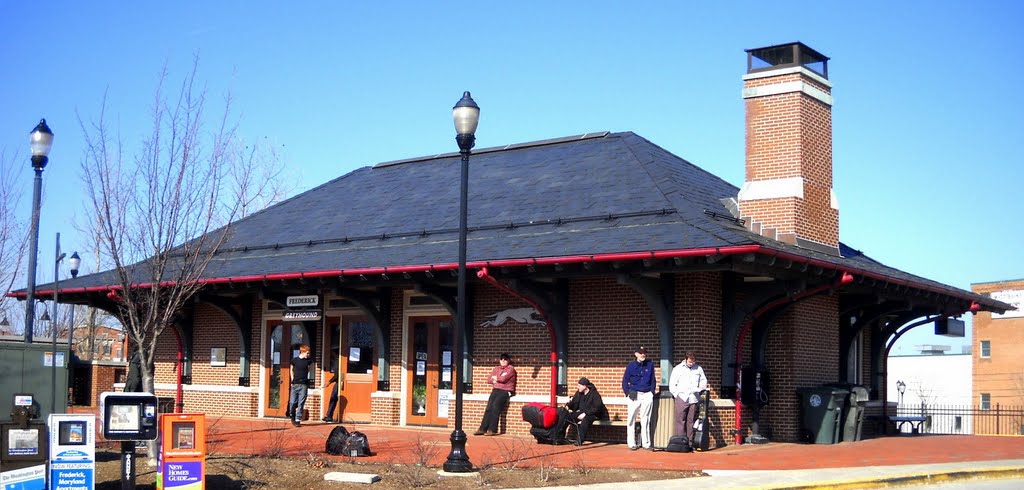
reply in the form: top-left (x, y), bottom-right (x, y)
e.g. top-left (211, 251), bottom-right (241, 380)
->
top-left (286, 295), bottom-right (319, 308)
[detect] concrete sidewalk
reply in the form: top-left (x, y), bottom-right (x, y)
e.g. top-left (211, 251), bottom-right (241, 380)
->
top-left (514, 460), bottom-right (1024, 489)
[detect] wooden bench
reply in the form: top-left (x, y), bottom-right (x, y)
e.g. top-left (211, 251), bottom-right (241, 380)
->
top-left (889, 415), bottom-right (927, 434)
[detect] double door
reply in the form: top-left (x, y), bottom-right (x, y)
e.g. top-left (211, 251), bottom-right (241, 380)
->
top-left (407, 316), bottom-right (455, 426)
top-left (264, 321), bottom-right (313, 417)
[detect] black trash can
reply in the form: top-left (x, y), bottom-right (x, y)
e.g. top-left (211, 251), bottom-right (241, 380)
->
top-left (797, 386), bottom-right (848, 444)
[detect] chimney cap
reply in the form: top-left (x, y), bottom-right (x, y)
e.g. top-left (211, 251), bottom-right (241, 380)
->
top-left (746, 42), bottom-right (829, 78)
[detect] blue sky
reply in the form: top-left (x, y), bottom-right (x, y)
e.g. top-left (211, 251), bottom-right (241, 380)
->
top-left (1, 1), bottom-right (1021, 354)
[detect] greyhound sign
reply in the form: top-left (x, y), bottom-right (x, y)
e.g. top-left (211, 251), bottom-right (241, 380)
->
top-left (480, 307), bottom-right (546, 327)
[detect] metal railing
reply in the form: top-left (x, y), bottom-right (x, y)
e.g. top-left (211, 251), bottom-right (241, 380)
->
top-left (895, 403), bottom-right (1024, 435)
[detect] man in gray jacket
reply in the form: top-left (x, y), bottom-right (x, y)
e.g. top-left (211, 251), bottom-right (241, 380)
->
top-left (669, 352), bottom-right (707, 442)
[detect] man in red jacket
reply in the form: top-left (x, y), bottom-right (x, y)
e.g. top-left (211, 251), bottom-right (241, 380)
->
top-left (474, 353), bottom-right (517, 436)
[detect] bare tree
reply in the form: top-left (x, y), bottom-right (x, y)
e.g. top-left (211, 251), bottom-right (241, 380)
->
top-left (0, 149), bottom-right (27, 331)
top-left (228, 137), bottom-right (293, 219)
top-left (77, 57), bottom-right (273, 394)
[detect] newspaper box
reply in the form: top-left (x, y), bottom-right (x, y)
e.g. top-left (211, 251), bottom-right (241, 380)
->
top-left (0, 393), bottom-right (48, 489)
top-left (157, 413), bottom-right (206, 490)
top-left (48, 413), bottom-right (96, 490)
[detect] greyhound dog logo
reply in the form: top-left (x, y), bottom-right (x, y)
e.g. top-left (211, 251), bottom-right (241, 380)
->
top-left (480, 307), bottom-right (546, 327)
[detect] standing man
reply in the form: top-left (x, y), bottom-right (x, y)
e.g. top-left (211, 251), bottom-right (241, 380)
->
top-left (321, 354), bottom-right (340, 423)
top-left (288, 344), bottom-right (312, 427)
top-left (564, 377), bottom-right (605, 446)
top-left (622, 346), bottom-right (656, 450)
top-left (474, 353), bottom-right (517, 436)
top-left (669, 351), bottom-right (707, 442)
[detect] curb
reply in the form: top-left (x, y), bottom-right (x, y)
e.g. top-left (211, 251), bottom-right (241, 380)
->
top-left (753, 466), bottom-right (1024, 489)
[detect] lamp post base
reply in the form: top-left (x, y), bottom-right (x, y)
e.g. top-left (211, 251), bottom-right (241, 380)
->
top-left (442, 429), bottom-right (473, 473)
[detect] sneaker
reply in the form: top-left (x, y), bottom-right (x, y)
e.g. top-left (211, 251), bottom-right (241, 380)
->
top-left (472, 430), bottom-right (486, 436)
top-left (291, 420), bottom-right (301, 427)
top-left (629, 446), bottom-right (639, 451)
top-left (643, 446), bottom-right (654, 451)
top-left (321, 417), bottom-right (334, 423)
top-left (485, 430), bottom-right (498, 436)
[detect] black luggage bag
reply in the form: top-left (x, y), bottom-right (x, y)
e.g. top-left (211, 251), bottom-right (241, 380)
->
top-left (530, 408), bottom-right (570, 444)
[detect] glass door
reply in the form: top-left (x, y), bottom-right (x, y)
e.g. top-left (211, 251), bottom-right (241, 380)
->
top-left (325, 316), bottom-right (375, 423)
top-left (407, 316), bottom-right (454, 426)
top-left (264, 321), bottom-right (313, 417)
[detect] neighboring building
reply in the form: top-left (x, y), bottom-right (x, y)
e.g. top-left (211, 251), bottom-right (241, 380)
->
top-left (71, 324), bottom-right (127, 362)
top-left (972, 279), bottom-right (1024, 415)
top-left (17, 43), bottom-right (1010, 446)
top-left (887, 345), bottom-right (972, 434)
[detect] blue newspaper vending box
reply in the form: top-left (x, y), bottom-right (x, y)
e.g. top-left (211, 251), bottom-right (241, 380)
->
top-left (48, 414), bottom-right (96, 490)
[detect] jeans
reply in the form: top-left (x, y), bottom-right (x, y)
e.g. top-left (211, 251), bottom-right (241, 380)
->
top-left (324, 382), bottom-right (339, 420)
top-left (288, 382), bottom-right (308, 422)
top-left (626, 391), bottom-right (654, 448)
top-left (478, 388), bottom-right (512, 433)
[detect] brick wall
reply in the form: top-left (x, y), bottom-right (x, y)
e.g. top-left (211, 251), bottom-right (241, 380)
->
top-left (971, 279), bottom-right (1024, 407)
top-left (129, 270), bottom-right (848, 448)
top-left (760, 295), bottom-right (840, 441)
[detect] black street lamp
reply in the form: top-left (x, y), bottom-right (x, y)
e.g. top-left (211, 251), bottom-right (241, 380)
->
top-left (51, 234), bottom-right (78, 413)
top-left (896, 379), bottom-right (906, 409)
top-left (24, 119), bottom-right (53, 344)
top-left (443, 91), bottom-right (479, 474)
top-left (68, 251), bottom-right (80, 350)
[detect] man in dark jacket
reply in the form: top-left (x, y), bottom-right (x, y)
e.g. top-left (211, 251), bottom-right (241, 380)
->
top-left (124, 352), bottom-right (143, 392)
top-left (564, 377), bottom-right (605, 445)
top-left (622, 346), bottom-right (656, 450)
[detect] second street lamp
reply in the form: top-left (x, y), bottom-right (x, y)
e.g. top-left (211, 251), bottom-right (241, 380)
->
top-left (24, 119), bottom-right (53, 344)
top-left (444, 91), bottom-right (479, 474)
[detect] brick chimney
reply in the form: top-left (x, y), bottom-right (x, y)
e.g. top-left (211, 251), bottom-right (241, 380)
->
top-left (737, 42), bottom-right (839, 254)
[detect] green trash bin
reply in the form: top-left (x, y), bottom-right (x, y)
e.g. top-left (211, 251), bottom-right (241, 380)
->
top-left (797, 386), bottom-right (848, 444)
top-left (824, 383), bottom-right (870, 442)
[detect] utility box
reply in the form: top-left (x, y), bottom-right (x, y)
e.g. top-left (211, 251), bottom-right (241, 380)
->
top-left (157, 413), bottom-right (206, 490)
top-left (0, 341), bottom-right (70, 419)
top-left (0, 393), bottom-right (49, 489)
top-left (48, 413), bottom-right (96, 490)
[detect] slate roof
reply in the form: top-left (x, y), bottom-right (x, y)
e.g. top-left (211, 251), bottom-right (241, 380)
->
top-left (30, 131), bottom-right (1007, 311)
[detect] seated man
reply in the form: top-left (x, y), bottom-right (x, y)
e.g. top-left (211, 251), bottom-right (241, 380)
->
top-left (563, 377), bottom-right (605, 445)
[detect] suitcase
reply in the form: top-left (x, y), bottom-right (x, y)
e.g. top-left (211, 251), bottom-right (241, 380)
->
top-left (530, 410), bottom-right (570, 444)
top-left (522, 402), bottom-right (559, 428)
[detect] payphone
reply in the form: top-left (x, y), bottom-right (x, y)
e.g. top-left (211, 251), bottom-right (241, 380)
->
top-left (0, 393), bottom-right (48, 489)
top-left (100, 392), bottom-right (159, 490)
top-left (48, 413), bottom-right (96, 490)
top-left (157, 414), bottom-right (206, 490)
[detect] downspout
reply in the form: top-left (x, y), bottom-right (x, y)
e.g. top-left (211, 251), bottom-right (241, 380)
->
top-left (477, 267), bottom-right (558, 407)
top-left (171, 326), bottom-right (184, 413)
top-left (733, 271), bottom-right (854, 445)
top-left (879, 302), bottom-right (978, 423)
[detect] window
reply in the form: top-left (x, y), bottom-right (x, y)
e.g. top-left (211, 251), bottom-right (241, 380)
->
top-left (980, 340), bottom-right (991, 358)
top-left (955, 416), bottom-right (962, 431)
top-left (981, 393), bottom-right (991, 411)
